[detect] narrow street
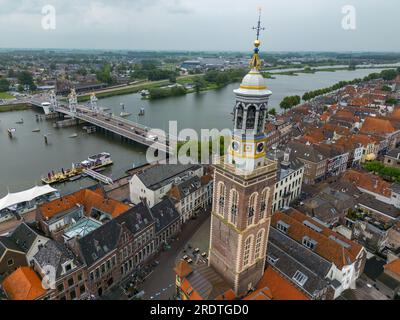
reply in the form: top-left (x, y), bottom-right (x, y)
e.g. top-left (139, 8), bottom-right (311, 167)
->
top-left (141, 211), bottom-right (211, 300)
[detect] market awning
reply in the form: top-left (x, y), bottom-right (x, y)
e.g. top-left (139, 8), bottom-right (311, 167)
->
top-left (0, 185), bottom-right (58, 211)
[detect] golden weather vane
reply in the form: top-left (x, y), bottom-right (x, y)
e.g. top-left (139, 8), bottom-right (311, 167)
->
top-left (250, 7), bottom-right (265, 70)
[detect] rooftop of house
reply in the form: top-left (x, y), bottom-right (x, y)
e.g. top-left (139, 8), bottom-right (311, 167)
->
top-left (168, 176), bottom-right (203, 201)
top-left (288, 141), bottom-right (326, 163)
top-left (253, 266), bottom-right (309, 300)
top-left (384, 258), bottom-right (400, 277)
top-left (9, 222), bottom-right (45, 254)
top-left (33, 240), bottom-right (81, 278)
top-left (136, 164), bottom-right (202, 191)
top-left (268, 228), bottom-right (331, 297)
top-left (0, 235), bottom-right (25, 258)
top-left (266, 149), bottom-right (304, 181)
top-left (360, 117), bottom-right (397, 135)
top-left (151, 197), bottom-right (180, 234)
top-left (174, 260), bottom-right (234, 300)
top-left (342, 169), bottom-right (393, 198)
top-left (2, 267), bottom-right (47, 300)
top-left (358, 194), bottom-right (400, 220)
top-left (63, 217), bottom-right (102, 240)
top-left (39, 188), bottom-right (130, 221)
top-left (272, 209), bottom-right (363, 269)
top-left (77, 202), bottom-right (154, 267)
top-left (386, 148), bottom-right (400, 159)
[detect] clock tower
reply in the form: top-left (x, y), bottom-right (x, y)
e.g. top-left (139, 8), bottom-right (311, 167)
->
top-left (209, 11), bottom-right (278, 297)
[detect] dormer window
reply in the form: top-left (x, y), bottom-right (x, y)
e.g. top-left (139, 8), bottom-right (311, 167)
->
top-left (267, 255), bottom-right (279, 265)
top-left (292, 270), bottom-right (308, 287)
top-left (277, 220), bottom-right (289, 234)
top-left (302, 236), bottom-right (317, 250)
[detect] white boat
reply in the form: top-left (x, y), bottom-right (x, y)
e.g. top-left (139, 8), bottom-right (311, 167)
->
top-left (77, 152), bottom-right (113, 169)
top-left (32, 128), bottom-right (41, 133)
top-left (69, 133), bottom-right (78, 138)
top-left (120, 112), bottom-right (132, 117)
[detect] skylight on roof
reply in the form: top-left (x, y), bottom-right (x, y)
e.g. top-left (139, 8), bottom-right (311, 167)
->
top-left (328, 235), bottom-right (351, 249)
top-left (292, 270), bottom-right (308, 287)
top-left (303, 220), bottom-right (322, 233)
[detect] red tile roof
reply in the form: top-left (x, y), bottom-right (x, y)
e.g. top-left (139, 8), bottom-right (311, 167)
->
top-left (342, 169), bottom-right (392, 198)
top-left (39, 188), bottom-right (130, 220)
top-left (255, 266), bottom-right (309, 300)
top-left (272, 210), bottom-right (363, 269)
top-left (384, 258), bottom-right (400, 277)
top-left (360, 117), bottom-right (396, 135)
top-left (2, 267), bottom-right (47, 300)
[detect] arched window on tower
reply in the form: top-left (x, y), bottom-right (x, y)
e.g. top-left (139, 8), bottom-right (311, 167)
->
top-left (257, 106), bottom-right (266, 132)
top-left (254, 229), bottom-right (265, 260)
top-left (243, 235), bottom-right (254, 267)
top-left (236, 105), bottom-right (244, 130)
top-left (246, 105), bottom-right (256, 130)
top-left (217, 182), bottom-right (226, 217)
top-left (259, 188), bottom-right (270, 220)
top-left (230, 189), bottom-right (239, 225)
top-left (247, 193), bottom-right (257, 226)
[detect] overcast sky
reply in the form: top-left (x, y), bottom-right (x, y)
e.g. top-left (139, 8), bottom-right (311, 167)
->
top-left (0, 0), bottom-right (399, 52)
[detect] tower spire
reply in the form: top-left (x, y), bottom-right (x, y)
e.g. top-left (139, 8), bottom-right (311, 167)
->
top-left (252, 7), bottom-right (265, 41)
top-left (250, 8), bottom-right (265, 70)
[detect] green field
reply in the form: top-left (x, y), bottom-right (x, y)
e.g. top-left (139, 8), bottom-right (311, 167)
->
top-left (0, 92), bottom-right (14, 99)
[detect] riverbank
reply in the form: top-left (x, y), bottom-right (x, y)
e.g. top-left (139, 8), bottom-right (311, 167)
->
top-left (265, 65), bottom-right (397, 77)
top-left (0, 103), bottom-right (31, 112)
top-left (77, 80), bottom-right (171, 102)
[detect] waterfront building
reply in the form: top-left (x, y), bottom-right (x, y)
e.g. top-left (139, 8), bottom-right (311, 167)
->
top-left (0, 185), bottom-right (59, 223)
top-left (129, 164), bottom-right (203, 208)
top-left (36, 187), bottom-right (130, 239)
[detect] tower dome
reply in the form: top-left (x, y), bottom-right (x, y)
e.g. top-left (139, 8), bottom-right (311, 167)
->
top-left (234, 69), bottom-right (271, 96)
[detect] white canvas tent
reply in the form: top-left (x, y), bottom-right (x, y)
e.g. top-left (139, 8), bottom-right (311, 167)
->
top-left (0, 185), bottom-right (58, 211)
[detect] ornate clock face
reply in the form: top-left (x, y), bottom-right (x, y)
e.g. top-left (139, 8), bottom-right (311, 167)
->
top-left (256, 142), bottom-right (265, 153)
top-left (232, 141), bottom-right (240, 152)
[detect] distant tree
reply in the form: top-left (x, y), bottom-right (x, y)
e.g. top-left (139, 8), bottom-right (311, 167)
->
top-left (386, 97), bottom-right (398, 105)
top-left (193, 76), bottom-right (206, 93)
top-left (169, 74), bottom-right (177, 83)
top-left (7, 69), bottom-right (16, 78)
top-left (381, 85), bottom-right (392, 92)
top-left (96, 64), bottom-right (115, 85)
top-left (381, 69), bottom-right (397, 81)
top-left (17, 71), bottom-right (36, 90)
top-left (268, 108), bottom-right (276, 116)
top-left (0, 78), bottom-right (10, 92)
top-left (77, 67), bottom-right (88, 76)
top-left (280, 95), bottom-right (300, 110)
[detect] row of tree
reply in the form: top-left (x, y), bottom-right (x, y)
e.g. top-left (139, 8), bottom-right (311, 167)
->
top-left (363, 161), bottom-right (400, 183)
top-left (302, 68), bottom-right (400, 102)
top-left (279, 95), bottom-right (301, 110)
top-left (148, 86), bottom-right (187, 100)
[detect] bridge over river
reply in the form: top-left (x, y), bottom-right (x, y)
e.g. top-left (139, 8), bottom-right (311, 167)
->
top-left (30, 91), bottom-right (176, 155)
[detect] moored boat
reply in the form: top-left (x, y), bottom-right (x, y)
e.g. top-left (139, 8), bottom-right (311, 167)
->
top-left (41, 152), bottom-right (113, 185)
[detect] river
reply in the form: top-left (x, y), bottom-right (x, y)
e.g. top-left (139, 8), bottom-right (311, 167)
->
top-left (0, 68), bottom-right (386, 197)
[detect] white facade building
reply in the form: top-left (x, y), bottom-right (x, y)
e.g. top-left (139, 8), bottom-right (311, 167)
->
top-left (129, 164), bottom-right (203, 208)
